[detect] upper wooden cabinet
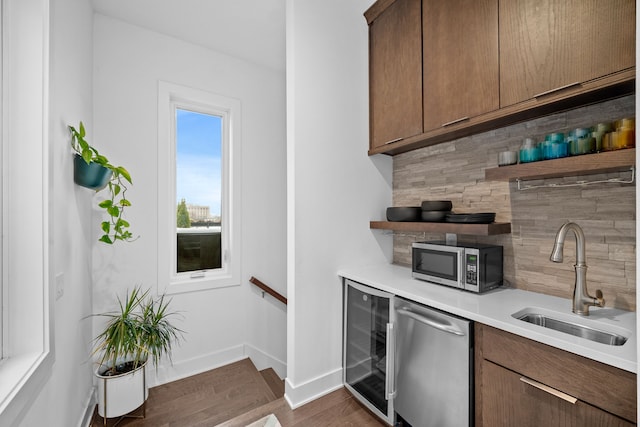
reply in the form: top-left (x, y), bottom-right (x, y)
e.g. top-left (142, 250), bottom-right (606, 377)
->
top-left (364, 0), bottom-right (636, 156)
top-left (423, 0), bottom-right (499, 132)
top-left (500, 0), bottom-right (636, 107)
top-left (367, 0), bottom-right (423, 150)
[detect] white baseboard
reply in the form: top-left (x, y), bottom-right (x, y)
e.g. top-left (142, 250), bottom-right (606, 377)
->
top-left (78, 386), bottom-right (96, 427)
top-left (243, 344), bottom-right (287, 380)
top-left (152, 344), bottom-right (246, 387)
top-left (284, 367), bottom-right (343, 409)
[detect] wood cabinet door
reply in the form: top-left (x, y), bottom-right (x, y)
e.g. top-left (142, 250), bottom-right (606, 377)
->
top-left (422, 0), bottom-right (499, 132)
top-left (499, 0), bottom-right (636, 107)
top-left (369, 0), bottom-right (423, 150)
top-left (481, 361), bottom-right (635, 427)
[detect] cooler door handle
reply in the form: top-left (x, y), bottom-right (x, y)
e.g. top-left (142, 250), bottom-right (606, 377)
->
top-left (385, 322), bottom-right (396, 400)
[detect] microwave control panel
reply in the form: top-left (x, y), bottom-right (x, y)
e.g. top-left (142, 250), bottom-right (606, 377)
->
top-left (465, 251), bottom-right (478, 286)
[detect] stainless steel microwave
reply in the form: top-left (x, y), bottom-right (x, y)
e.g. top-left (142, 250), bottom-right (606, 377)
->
top-left (412, 241), bottom-right (503, 293)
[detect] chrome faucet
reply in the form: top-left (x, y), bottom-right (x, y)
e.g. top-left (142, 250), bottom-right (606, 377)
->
top-left (550, 222), bottom-right (605, 316)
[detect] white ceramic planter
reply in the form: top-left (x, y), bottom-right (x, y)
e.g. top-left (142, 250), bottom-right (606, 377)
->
top-left (96, 361), bottom-right (149, 419)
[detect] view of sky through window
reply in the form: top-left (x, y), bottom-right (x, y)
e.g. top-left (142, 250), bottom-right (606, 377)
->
top-left (176, 109), bottom-right (222, 218)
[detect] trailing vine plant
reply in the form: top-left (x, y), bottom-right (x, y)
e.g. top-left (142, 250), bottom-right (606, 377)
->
top-left (69, 121), bottom-right (137, 244)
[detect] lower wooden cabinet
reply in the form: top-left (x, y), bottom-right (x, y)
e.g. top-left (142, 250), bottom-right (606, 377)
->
top-left (475, 324), bottom-right (637, 426)
top-left (481, 361), bottom-right (634, 427)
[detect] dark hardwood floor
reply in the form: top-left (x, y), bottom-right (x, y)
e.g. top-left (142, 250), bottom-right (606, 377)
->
top-left (91, 358), bottom-right (386, 427)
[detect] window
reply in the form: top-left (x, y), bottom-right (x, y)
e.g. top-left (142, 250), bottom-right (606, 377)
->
top-left (175, 109), bottom-right (223, 273)
top-left (0, 0), bottom-right (53, 424)
top-left (158, 82), bottom-right (241, 294)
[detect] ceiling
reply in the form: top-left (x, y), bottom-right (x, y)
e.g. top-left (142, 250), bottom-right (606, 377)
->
top-left (91, 0), bottom-right (286, 71)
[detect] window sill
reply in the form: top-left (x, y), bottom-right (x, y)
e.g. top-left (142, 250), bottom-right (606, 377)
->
top-left (0, 351), bottom-right (54, 426)
top-left (165, 275), bottom-right (240, 295)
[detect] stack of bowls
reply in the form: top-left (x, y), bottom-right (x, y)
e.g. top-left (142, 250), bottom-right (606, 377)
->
top-left (421, 200), bottom-right (453, 222)
top-left (567, 128), bottom-right (595, 156)
top-left (519, 138), bottom-right (541, 163)
top-left (541, 132), bottom-right (568, 159)
top-left (386, 206), bottom-right (422, 222)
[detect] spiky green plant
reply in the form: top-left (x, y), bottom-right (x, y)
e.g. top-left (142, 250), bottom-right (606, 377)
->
top-left (69, 121), bottom-right (136, 244)
top-left (92, 287), bottom-right (183, 376)
top-left (139, 293), bottom-right (183, 368)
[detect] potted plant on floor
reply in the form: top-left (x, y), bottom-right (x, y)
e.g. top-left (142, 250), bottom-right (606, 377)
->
top-left (69, 121), bottom-right (136, 244)
top-left (92, 287), bottom-right (183, 423)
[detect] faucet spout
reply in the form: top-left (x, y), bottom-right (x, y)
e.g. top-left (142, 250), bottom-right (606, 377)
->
top-left (549, 222), bottom-right (604, 316)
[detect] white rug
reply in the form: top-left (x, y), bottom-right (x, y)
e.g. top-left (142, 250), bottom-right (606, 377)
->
top-left (246, 413), bottom-right (282, 427)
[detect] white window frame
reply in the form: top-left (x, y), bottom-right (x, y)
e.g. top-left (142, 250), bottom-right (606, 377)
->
top-left (158, 81), bottom-right (242, 295)
top-left (0, 0), bottom-right (53, 424)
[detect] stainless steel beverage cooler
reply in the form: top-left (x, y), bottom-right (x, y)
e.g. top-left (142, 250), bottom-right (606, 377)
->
top-left (343, 279), bottom-right (396, 425)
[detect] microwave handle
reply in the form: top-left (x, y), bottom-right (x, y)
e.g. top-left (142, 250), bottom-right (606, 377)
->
top-left (396, 308), bottom-right (465, 336)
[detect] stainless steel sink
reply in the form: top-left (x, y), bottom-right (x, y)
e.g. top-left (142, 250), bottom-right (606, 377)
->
top-left (513, 310), bottom-right (628, 346)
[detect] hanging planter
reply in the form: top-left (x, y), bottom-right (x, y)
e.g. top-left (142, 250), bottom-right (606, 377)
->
top-left (69, 121), bottom-right (136, 244)
top-left (73, 154), bottom-right (112, 190)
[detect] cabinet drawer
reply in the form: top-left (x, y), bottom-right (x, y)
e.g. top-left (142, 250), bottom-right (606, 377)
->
top-left (481, 360), bottom-right (634, 427)
top-left (479, 324), bottom-right (636, 423)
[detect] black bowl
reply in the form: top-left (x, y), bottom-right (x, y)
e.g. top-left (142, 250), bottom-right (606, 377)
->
top-left (421, 200), bottom-right (453, 211)
top-left (421, 210), bottom-right (449, 222)
top-left (386, 207), bottom-right (421, 222)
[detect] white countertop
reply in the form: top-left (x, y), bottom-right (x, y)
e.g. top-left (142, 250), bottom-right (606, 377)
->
top-left (338, 263), bottom-right (637, 373)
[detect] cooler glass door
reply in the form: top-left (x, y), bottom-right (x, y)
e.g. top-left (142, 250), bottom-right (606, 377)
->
top-left (343, 279), bottom-right (395, 425)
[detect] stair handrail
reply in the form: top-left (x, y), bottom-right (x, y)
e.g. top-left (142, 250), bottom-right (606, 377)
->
top-left (249, 276), bottom-right (287, 305)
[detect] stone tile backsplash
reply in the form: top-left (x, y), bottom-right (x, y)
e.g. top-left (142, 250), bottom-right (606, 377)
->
top-left (392, 95), bottom-right (636, 310)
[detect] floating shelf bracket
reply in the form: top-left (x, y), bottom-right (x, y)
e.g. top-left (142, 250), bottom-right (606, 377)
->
top-left (516, 167), bottom-right (635, 191)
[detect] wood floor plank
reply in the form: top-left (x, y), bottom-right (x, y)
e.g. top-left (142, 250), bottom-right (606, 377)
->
top-left (91, 359), bottom-right (386, 427)
top-left (279, 389), bottom-right (386, 427)
top-left (214, 398), bottom-right (289, 427)
top-left (260, 368), bottom-right (285, 398)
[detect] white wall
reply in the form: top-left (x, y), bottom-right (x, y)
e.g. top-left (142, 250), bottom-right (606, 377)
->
top-left (285, 0), bottom-right (392, 407)
top-left (92, 14), bottom-right (287, 385)
top-left (17, 0), bottom-right (96, 426)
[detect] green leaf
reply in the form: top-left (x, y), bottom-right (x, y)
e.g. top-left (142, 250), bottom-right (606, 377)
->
top-left (120, 199), bottom-right (131, 207)
top-left (94, 154), bottom-right (108, 165)
top-left (117, 167), bottom-right (132, 184)
top-left (99, 235), bottom-right (113, 244)
top-left (79, 121), bottom-right (86, 138)
top-left (78, 137), bottom-right (89, 151)
top-left (101, 221), bottom-right (110, 233)
top-left (107, 206), bottom-right (120, 217)
top-left (81, 148), bottom-right (92, 164)
top-left (113, 184), bottom-right (121, 196)
top-left (98, 199), bottom-right (113, 208)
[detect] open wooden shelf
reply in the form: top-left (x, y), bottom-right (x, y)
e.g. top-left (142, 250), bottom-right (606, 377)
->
top-left (370, 221), bottom-right (511, 235)
top-left (485, 148), bottom-right (635, 182)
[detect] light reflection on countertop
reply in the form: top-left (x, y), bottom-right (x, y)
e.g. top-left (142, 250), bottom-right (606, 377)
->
top-left (338, 263), bottom-right (637, 373)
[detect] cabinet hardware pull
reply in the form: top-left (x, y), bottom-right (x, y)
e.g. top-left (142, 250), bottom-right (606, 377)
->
top-left (384, 137), bottom-right (403, 145)
top-left (533, 82), bottom-right (582, 99)
top-left (519, 377), bottom-right (578, 404)
top-left (441, 117), bottom-right (470, 127)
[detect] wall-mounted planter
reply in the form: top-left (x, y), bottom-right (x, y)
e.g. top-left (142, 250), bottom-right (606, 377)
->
top-left (73, 153), bottom-right (112, 190)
